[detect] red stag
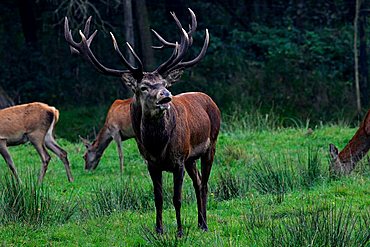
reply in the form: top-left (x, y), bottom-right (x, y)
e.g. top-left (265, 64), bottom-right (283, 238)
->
top-left (81, 99), bottom-right (134, 172)
top-left (329, 110), bottom-right (370, 175)
top-left (0, 102), bottom-right (74, 183)
top-left (64, 9), bottom-right (220, 236)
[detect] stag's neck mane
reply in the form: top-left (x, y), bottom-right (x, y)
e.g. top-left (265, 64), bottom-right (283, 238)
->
top-left (131, 97), bottom-right (176, 160)
top-left (92, 125), bottom-right (112, 156)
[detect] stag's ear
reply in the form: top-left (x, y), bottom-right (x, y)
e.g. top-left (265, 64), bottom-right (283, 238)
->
top-left (121, 73), bottom-right (137, 92)
top-left (329, 143), bottom-right (339, 160)
top-left (165, 69), bottom-right (184, 87)
top-left (79, 136), bottom-right (91, 148)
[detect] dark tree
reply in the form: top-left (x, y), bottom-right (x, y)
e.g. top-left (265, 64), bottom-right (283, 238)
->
top-left (359, 10), bottom-right (368, 106)
top-left (134, 0), bottom-right (154, 70)
top-left (0, 86), bottom-right (14, 109)
top-left (123, 0), bottom-right (135, 65)
top-left (17, 0), bottom-right (37, 46)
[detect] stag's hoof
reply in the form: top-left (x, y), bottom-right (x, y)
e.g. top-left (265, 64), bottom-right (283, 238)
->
top-left (155, 227), bottom-right (163, 235)
top-left (199, 223), bottom-right (208, 232)
top-left (177, 229), bottom-right (183, 238)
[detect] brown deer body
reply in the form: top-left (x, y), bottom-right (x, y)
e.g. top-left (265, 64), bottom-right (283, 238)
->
top-left (0, 102), bottom-right (74, 183)
top-left (82, 98), bottom-right (134, 172)
top-left (329, 110), bottom-right (370, 175)
top-left (64, 9), bottom-right (220, 236)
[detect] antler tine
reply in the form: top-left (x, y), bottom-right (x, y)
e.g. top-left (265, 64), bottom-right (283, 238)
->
top-left (155, 27), bottom-right (189, 75)
top-left (155, 42), bottom-right (179, 74)
top-left (151, 29), bottom-right (176, 49)
top-left (151, 8), bottom-right (197, 50)
top-left (154, 11), bottom-right (191, 75)
top-left (64, 17), bottom-right (80, 54)
top-left (78, 30), bottom-right (129, 76)
top-left (64, 16), bottom-right (132, 78)
top-left (126, 42), bottom-right (144, 77)
top-left (110, 32), bottom-right (137, 72)
top-left (164, 28), bottom-right (190, 71)
top-left (83, 16), bottom-right (92, 37)
top-left (110, 32), bottom-right (144, 79)
top-left (187, 8), bottom-right (197, 46)
top-left (172, 29), bottom-right (209, 71)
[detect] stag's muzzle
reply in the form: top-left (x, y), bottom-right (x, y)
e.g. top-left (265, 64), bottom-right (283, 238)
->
top-left (156, 89), bottom-right (172, 110)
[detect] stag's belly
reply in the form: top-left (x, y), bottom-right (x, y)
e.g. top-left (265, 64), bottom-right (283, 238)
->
top-left (2, 133), bottom-right (29, 146)
top-left (188, 138), bottom-right (210, 159)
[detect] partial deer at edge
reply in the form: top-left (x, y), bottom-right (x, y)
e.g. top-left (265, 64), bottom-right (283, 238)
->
top-left (64, 9), bottom-right (220, 237)
top-left (80, 98), bottom-right (134, 173)
top-left (329, 110), bottom-right (370, 175)
top-left (0, 102), bottom-right (74, 183)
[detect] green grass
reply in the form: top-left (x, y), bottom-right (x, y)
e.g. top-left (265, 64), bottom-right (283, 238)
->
top-left (0, 123), bottom-right (369, 246)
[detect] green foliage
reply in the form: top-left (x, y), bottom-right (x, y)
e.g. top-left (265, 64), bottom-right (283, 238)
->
top-left (141, 225), bottom-right (195, 247)
top-left (0, 1), bottom-right (366, 124)
top-left (0, 107), bottom-right (369, 245)
top-left (270, 204), bottom-right (370, 246)
top-left (201, 22), bottom-right (355, 120)
top-left (0, 173), bottom-right (76, 225)
top-left (86, 179), bottom-right (152, 217)
top-left (57, 105), bottom-right (109, 142)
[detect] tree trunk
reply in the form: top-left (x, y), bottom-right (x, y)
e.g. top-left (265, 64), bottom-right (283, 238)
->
top-left (123, 0), bottom-right (135, 65)
top-left (359, 12), bottom-right (368, 107)
top-left (354, 0), bottom-right (362, 114)
top-left (0, 87), bottom-right (14, 109)
top-left (134, 0), bottom-right (154, 70)
top-left (17, 0), bottom-right (37, 46)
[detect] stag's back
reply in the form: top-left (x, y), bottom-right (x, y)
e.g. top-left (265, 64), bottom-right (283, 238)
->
top-left (105, 99), bottom-right (134, 137)
top-left (0, 102), bottom-right (57, 141)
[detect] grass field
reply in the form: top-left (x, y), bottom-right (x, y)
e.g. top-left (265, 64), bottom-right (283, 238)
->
top-left (0, 121), bottom-right (369, 246)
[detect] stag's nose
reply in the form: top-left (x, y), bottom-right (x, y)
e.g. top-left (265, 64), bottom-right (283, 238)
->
top-left (159, 89), bottom-right (172, 98)
top-left (157, 89), bottom-right (172, 101)
top-left (156, 89), bottom-right (172, 107)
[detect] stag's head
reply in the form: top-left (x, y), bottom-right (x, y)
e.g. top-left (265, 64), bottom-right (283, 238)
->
top-left (64, 9), bottom-right (209, 117)
top-left (80, 137), bottom-right (100, 170)
top-left (329, 144), bottom-right (354, 175)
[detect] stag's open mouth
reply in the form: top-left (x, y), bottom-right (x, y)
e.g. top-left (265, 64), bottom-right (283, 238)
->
top-left (156, 97), bottom-right (172, 110)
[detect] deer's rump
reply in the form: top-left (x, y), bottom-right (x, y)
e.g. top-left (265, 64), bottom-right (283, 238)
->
top-left (0, 103), bottom-right (55, 144)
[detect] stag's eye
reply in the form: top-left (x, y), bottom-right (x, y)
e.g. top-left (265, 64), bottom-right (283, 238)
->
top-left (140, 86), bottom-right (148, 92)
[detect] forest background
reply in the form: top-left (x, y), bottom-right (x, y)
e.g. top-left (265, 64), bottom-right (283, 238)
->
top-left (1, 0), bottom-right (370, 131)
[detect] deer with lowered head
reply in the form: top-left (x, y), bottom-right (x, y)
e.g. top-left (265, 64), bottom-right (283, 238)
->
top-left (64, 9), bottom-right (220, 236)
top-left (0, 102), bottom-right (74, 183)
top-left (329, 110), bottom-right (370, 175)
top-left (81, 98), bottom-right (134, 173)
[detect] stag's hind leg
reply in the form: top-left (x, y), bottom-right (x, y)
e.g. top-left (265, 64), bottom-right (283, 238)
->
top-left (0, 139), bottom-right (20, 182)
top-left (28, 133), bottom-right (51, 184)
top-left (200, 145), bottom-right (216, 231)
top-left (45, 133), bottom-right (74, 182)
top-left (185, 159), bottom-right (205, 230)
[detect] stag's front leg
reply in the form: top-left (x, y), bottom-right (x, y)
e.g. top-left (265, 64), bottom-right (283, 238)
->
top-left (0, 140), bottom-right (20, 182)
top-left (148, 164), bottom-right (164, 234)
top-left (173, 162), bottom-right (185, 237)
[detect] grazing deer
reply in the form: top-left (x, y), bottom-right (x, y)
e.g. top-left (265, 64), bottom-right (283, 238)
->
top-left (329, 110), bottom-right (370, 175)
top-left (0, 102), bottom-right (74, 183)
top-left (64, 9), bottom-right (220, 236)
top-left (81, 98), bottom-right (134, 172)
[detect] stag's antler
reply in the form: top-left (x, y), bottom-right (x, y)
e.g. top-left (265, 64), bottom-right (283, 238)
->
top-left (151, 8), bottom-right (209, 75)
top-left (64, 9), bottom-right (209, 80)
top-left (64, 16), bottom-right (143, 79)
